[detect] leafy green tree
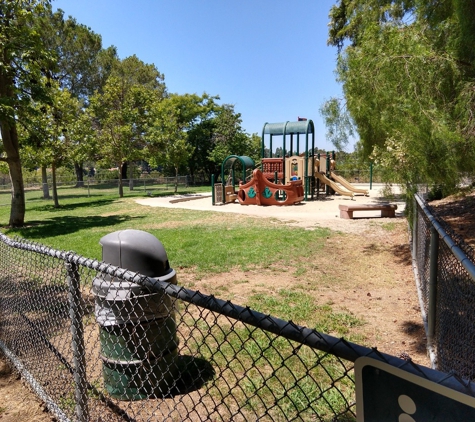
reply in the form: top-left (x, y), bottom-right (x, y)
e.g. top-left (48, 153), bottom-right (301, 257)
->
top-left (0, 0), bottom-right (54, 226)
top-left (174, 93), bottom-right (219, 183)
top-left (147, 92), bottom-right (224, 185)
top-left (319, 97), bottom-right (355, 152)
top-left (38, 9), bottom-right (118, 186)
top-left (90, 78), bottom-right (148, 197)
top-left (325, 0), bottom-right (475, 198)
top-left (110, 55), bottom-right (166, 95)
top-left (21, 86), bottom-right (83, 207)
top-left (208, 104), bottom-right (261, 170)
top-left (90, 55), bottom-right (165, 197)
top-left (148, 103), bottom-right (194, 193)
top-left (39, 9), bottom-right (117, 100)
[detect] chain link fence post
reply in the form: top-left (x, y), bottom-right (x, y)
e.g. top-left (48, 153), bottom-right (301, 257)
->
top-left (66, 259), bottom-right (90, 422)
top-left (412, 196), bottom-right (418, 261)
top-left (427, 226), bottom-right (440, 345)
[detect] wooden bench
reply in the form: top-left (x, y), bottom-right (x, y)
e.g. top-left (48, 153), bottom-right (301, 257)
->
top-left (339, 203), bottom-right (397, 219)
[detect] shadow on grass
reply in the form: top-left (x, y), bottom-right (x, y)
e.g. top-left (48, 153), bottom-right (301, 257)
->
top-left (3, 214), bottom-right (143, 239)
top-left (28, 198), bottom-right (117, 212)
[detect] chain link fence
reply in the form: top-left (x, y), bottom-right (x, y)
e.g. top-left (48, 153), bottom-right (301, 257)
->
top-left (1, 231), bottom-right (474, 421)
top-left (412, 194), bottom-right (475, 378)
top-left (0, 175), bottom-right (209, 193)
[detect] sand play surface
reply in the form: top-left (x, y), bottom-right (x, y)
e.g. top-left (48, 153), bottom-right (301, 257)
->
top-left (136, 183), bottom-right (406, 233)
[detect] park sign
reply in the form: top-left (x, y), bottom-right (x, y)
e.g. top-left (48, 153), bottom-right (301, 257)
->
top-left (355, 357), bottom-right (475, 421)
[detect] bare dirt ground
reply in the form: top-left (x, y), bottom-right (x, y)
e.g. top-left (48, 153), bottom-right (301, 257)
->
top-left (2, 185), bottom-right (473, 421)
top-left (0, 357), bottom-right (52, 421)
top-left (427, 190), bottom-right (475, 251)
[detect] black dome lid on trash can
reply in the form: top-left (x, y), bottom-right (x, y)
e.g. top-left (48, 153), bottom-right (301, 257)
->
top-left (100, 229), bottom-right (171, 277)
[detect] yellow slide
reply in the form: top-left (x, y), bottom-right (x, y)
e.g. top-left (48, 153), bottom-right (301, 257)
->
top-left (330, 172), bottom-right (369, 196)
top-left (315, 172), bottom-right (353, 198)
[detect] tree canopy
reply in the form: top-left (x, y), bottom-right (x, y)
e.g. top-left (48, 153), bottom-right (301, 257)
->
top-left (0, 1), bottom-right (262, 226)
top-left (325, 0), bottom-right (475, 196)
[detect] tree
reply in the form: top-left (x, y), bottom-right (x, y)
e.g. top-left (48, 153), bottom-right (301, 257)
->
top-left (90, 78), bottom-right (146, 197)
top-left (173, 93), bottom-right (219, 183)
top-left (208, 104), bottom-right (260, 169)
top-left (0, 0), bottom-right (54, 226)
top-left (149, 103), bottom-right (194, 193)
top-left (147, 92), bottom-right (226, 185)
top-left (21, 86), bottom-right (83, 207)
top-left (90, 55), bottom-right (165, 197)
top-left (319, 97), bottom-right (355, 152)
top-left (325, 0), bottom-right (475, 197)
top-left (38, 9), bottom-right (118, 186)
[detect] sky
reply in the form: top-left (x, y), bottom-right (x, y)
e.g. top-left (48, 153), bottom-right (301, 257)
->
top-left (53, 0), bottom-right (345, 152)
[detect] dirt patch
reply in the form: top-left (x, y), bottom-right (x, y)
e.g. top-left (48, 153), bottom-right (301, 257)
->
top-left (428, 190), bottom-right (475, 252)
top-left (0, 354), bottom-right (54, 422)
top-left (179, 219), bottom-right (428, 367)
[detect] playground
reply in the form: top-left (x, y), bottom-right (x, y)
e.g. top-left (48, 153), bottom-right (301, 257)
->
top-left (137, 182), bottom-right (405, 233)
top-left (212, 119), bottom-right (373, 208)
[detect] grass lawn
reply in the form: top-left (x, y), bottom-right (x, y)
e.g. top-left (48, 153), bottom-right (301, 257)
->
top-left (0, 184), bottom-right (331, 270)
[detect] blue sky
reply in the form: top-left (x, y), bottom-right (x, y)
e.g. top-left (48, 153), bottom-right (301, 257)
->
top-left (53, 0), bottom-right (345, 152)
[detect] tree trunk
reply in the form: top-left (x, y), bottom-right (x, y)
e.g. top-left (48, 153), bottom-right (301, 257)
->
top-left (0, 122), bottom-right (25, 227)
top-left (118, 163), bottom-right (124, 198)
top-left (52, 162), bottom-right (59, 208)
top-left (74, 162), bottom-right (84, 187)
top-left (129, 162), bottom-right (134, 191)
top-left (174, 167), bottom-right (179, 194)
top-left (188, 163), bottom-right (195, 186)
top-left (41, 165), bottom-right (51, 199)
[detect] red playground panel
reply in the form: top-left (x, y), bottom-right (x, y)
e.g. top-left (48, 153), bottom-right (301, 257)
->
top-left (261, 158), bottom-right (284, 181)
top-left (238, 169), bottom-right (304, 206)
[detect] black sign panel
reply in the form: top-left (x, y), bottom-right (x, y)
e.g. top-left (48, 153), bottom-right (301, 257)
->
top-left (355, 357), bottom-right (475, 421)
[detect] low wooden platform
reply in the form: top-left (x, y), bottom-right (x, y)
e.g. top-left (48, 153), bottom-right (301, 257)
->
top-left (339, 203), bottom-right (398, 219)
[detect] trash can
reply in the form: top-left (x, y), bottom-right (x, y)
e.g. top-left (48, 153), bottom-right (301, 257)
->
top-left (92, 229), bottom-right (179, 400)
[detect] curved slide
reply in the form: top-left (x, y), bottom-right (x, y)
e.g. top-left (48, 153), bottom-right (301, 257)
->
top-left (330, 172), bottom-right (369, 196)
top-left (315, 172), bottom-right (353, 198)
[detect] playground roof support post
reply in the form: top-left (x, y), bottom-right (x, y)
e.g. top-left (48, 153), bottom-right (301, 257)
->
top-left (261, 120), bottom-right (316, 200)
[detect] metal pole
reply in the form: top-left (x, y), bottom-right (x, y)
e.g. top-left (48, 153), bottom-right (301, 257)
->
top-left (326, 153), bottom-right (330, 195)
top-left (412, 197), bottom-right (418, 261)
top-left (428, 226), bottom-right (439, 345)
top-left (66, 260), bottom-right (89, 422)
top-left (370, 162), bottom-right (373, 190)
top-left (211, 174), bottom-right (215, 205)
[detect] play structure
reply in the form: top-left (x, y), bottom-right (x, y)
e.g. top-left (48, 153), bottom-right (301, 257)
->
top-left (237, 168), bottom-right (304, 206)
top-left (212, 119), bottom-right (368, 206)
